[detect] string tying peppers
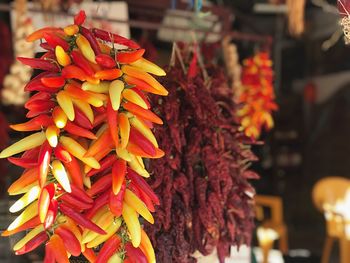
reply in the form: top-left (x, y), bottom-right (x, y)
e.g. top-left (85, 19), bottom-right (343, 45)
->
top-left (1, 10), bottom-right (167, 263)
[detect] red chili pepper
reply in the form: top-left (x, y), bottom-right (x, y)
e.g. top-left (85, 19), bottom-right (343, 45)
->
top-left (65, 121), bottom-right (97, 140)
top-left (93, 112), bottom-right (107, 128)
top-left (87, 155), bottom-right (116, 177)
top-left (25, 100), bottom-right (55, 112)
top-left (137, 185), bottom-right (156, 212)
top-left (92, 28), bottom-right (140, 49)
top-left (86, 174), bottom-right (112, 197)
top-left (93, 105), bottom-right (106, 114)
top-left (40, 42), bottom-right (53, 51)
top-left (50, 234), bottom-right (69, 263)
top-left (41, 50), bottom-right (56, 60)
top-left (10, 115), bottom-right (53, 132)
top-left (127, 168), bottom-right (160, 205)
top-left (81, 27), bottom-right (102, 55)
top-left (84, 129), bottom-right (113, 157)
top-left (123, 101), bottom-right (163, 125)
top-left (129, 128), bottom-right (156, 156)
top-left (54, 144), bottom-right (72, 163)
top-left (63, 155), bottom-right (84, 189)
top-left (44, 198), bottom-right (58, 229)
top-left (17, 57), bottom-right (60, 72)
top-left (131, 87), bottom-right (150, 109)
top-left (116, 49), bottom-right (145, 64)
top-left (38, 183), bottom-right (56, 223)
top-left (74, 106), bottom-right (93, 130)
top-left (109, 183), bottom-right (126, 217)
top-left (25, 77), bottom-right (60, 93)
top-left (125, 243), bottom-right (148, 263)
top-left (74, 10), bottom-right (86, 25)
top-left (95, 54), bottom-right (116, 68)
top-left (59, 203), bottom-right (106, 234)
top-left (8, 156), bottom-right (37, 168)
top-left (38, 141), bottom-right (52, 187)
top-left (43, 241), bottom-right (55, 263)
top-left (95, 235), bottom-right (121, 263)
top-left (43, 32), bottom-right (69, 51)
top-left (70, 184), bottom-right (94, 204)
top-left (25, 92), bottom-right (52, 108)
top-left (1, 216), bottom-right (40, 237)
top-left (22, 146), bottom-right (41, 159)
top-left (83, 247), bottom-right (97, 263)
top-left (94, 68), bottom-right (122, 80)
top-left (62, 65), bottom-right (89, 82)
top-left (55, 226), bottom-right (81, 256)
top-left (71, 50), bottom-right (95, 76)
top-left (60, 193), bottom-right (93, 210)
top-left (112, 159), bottom-right (126, 195)
top-left (15, 231), bottom-right (48, 255)
top-left (84, 191), bottom-right (109, 219)
top-left (107, 100), bottom-right (119, 148)
top-left (41, 76), bottom-right (65, 88)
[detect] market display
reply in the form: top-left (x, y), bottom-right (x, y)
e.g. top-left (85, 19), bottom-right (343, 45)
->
top-left (236, 52), bottom-right (278, 139)
top-left (0, 10), bottom-right (167, 262)
top-left (144, 46), bottom-right (259, 263)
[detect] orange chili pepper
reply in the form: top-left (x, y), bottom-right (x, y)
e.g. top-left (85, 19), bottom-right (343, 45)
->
top-left (84, 129), bottom-right (113, 157)
top-left (116, 49), bottom-right (145, 64)
top-left (94, 69), bottom-right (122, 80)
top-left (112, 159), bottom-right (126, 195)
top-left (49, 234), bottom-right (69, 263)
top-left (123, 101), bottom-right (163, 125)
top-left (106, 100), bottom-right (119, 148)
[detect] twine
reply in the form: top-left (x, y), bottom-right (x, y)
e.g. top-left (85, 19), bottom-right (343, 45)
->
top-left (341, 16), bottom-right (350, 45)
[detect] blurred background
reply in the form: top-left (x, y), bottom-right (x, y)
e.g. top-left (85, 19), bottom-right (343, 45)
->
top-left (0, 0), bottom-right (349, 262)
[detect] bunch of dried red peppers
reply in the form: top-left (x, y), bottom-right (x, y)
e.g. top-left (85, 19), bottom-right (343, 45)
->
top-left (1, 10), bottom-right (167, 263)
top-left (145, 45), bottom-right (260, 263)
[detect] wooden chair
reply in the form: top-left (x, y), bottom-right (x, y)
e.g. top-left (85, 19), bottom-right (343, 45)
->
top-left (255, 195), bottom-right (289, 254)
top-left (312, 177), bottom-right (350, 263)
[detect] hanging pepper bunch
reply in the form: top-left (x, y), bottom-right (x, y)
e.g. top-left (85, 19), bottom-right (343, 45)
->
top-left (144, 46), bottom-right (259, 263)
top-left (236, 51), bottom-right (278, 139)
top-left (0, 10), bottom-right (167, 263)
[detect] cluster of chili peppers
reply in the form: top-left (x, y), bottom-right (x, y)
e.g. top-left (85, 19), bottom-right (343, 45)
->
top-left (0, 10), bottom-right (167, 263)
top-left (144, 46), bottom-right (259, 263)
top-left (236, 51), bottom-right (278, 139)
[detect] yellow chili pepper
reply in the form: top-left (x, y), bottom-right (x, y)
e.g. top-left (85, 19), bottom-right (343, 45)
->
top-left (107, 253), bottom-right (123, 263)
top-left (122, 202), bottom-right (141, 248)
top-left (0, 132), bottom-right (46, 158)
top-left (140, 229), bottom-right (156, 263)
top-left (122, 89), bottom-right (148, 109)
top-left (52, 160), bottom-right (71, 193)
top-left (9, 185), bottom-right (40, 213)
top-left (52, 106), bottom-right (68, 128)
top-left (130, 57), bottom-right (166, 76)
top-left (7, 200), bottom-right (38, 231)
top-left (86, 218), bottom-right (122, 249)
top-left (76, 34), bottom-right (96, 63)
top-left (116, 147), bottom-right (131, 162)
top-left (57, 90), bottom-right (75, 121)
top-left (109, 80), bottom-right (124, 111)
top-left (72, 99), bottom-right (94, 124)
top-left (59, 136), bottom-right (100, 169)
top-left (45, 125), bottom-right (60, 147)
top-left (55, 45), bottom-right (71, 67)
top-left (118, 113), bottom-right (130, 149)
top-left (82, 211), bottom-right (114, 244)
top-left (82, 81), bottom-right (110, 94)
top-left (128, 114), bottom-right (158, 147)
top-left (121, 65), bottom-right (168, 95)
top-left (128, 154), bottom-right (149, 178)
top-left (64, 24), bottom-right (79, 36)
top-left (13, 224), bottom-right (44, 251)
top-left (124, 189), bottom-right (154, 224)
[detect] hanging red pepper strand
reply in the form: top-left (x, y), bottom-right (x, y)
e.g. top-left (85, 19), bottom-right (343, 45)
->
top-left (59, 203), bottom-right (106, 235)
